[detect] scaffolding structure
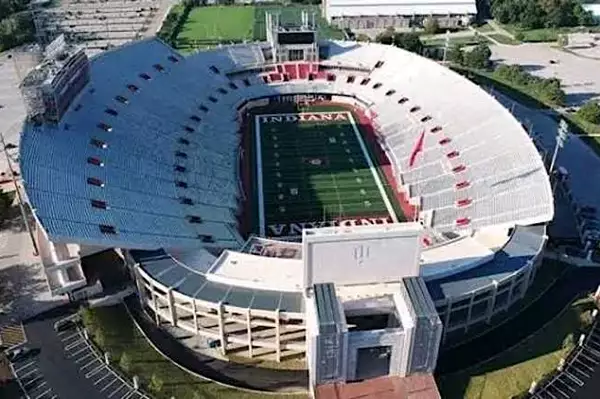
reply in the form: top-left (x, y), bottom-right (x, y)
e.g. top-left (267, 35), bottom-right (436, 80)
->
top-left (20, 34), bottom-right (90, 123)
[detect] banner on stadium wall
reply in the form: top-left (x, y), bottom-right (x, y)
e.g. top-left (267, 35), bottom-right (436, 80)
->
top-left (330, 95), bottom-right (355, 105)
top-left (269, 94), bottom-right (332, 104)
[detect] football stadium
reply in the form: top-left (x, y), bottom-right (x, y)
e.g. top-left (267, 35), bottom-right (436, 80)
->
top-left (17, 9), bottom-right (554, 396)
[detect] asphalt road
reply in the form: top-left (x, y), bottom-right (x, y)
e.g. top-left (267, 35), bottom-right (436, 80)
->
top-left (21, 305), bottom-right (141, 399)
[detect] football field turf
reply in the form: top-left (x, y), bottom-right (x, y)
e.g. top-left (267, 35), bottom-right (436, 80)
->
top-left (173, 5), bottom-right (344, 52)
top-left (253, 110), bottom-right (403, 237)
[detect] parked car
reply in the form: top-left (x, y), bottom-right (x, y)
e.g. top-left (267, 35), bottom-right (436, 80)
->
top-left (6, 346), bottom-right (34, 362)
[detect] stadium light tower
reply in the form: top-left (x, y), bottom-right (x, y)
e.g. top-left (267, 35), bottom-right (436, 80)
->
top-left (442, 30), bottom-right (450, 63)
top-left (549, 119), bottom-right (569, 175)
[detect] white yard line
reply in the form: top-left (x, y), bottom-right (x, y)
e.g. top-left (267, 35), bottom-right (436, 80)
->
top-left (321, 131), bottom-right (344, 218)
top-left (346, 112), bottom-right (399, 223)
top-left (254, 115), bottom-right (266, 236)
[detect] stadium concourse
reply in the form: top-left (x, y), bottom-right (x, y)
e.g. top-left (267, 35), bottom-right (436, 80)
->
top-left (17, 33), bottom-right (553, 394)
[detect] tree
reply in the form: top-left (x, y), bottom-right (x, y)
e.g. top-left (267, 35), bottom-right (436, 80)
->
top-left (356, 33), bottom-right (370, 42)
top-left (148, 373), bottom-right (164, 393)
top-left (423, 17), bottom-right (440, 35)
top-left (557, 34), bottom-right (569, 47)
top-left (392, 32), bottom-right (424, 55)
top-left (464, 43), bottom-right (492, 69)
top-left (576, 101), bottom-right (600, 124)
top-left (447, 44), bottom-right (464, 65)
top-left (119, 352), bottom-right (132, 373)
top-left (375, 27), bottom-right (395, 45)
top-left (539, 78), bottom-right (566, 106)
top-left (490, 0), bottom-right (598, 31)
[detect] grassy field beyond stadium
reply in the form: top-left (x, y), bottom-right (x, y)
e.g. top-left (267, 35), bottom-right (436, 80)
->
top-left (252, 108), bottom-right (404, 237)
top-left (174, 5), bottom-right (344, 52)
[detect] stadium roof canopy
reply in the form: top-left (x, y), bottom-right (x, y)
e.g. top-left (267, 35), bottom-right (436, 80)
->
top-left (325, 0), bottom-right (477, 18)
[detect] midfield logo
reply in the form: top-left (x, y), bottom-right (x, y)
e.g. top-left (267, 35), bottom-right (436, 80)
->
top-left (302, 157), bottom-right (328, 167)
top-left (267, 216), bottom-right (393, 236)
top-left (260, 113), bottom-right (348, 124)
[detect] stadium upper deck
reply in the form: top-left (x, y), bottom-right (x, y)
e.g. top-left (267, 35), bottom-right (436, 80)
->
top-left (20, 37), bottom-right (552, 345)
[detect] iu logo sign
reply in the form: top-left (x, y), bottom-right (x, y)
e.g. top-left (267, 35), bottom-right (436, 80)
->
top-left (302, 157), bottom-right (328, 167)
top-left (353, 245), bottom-right (370, 267)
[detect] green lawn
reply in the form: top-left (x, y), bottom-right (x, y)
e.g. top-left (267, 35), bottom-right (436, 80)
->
top-left (81, 305), bottom-right (304, 399)
top-left (501, 24), bottom-right (600, 43)
top-left (254, 109), bottom-right (401, 237)
top-left (475, 23), bottom-right (495, 33)
top-left (176, 5), bottom-right (255, 51)
top-left (173, 4), bottom-right (345, 52)
top-left (438, 295), bottom-right (596, 399)
top-left (423, 34), bottom-right (490, 48)
top-left (487, 33), bottom-right (521, 45)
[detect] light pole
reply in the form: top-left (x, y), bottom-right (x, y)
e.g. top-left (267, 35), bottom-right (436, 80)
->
top-left (442, 29), bottom-right (450, 63)
top-left (549, 119), bottom-right (569, 175)
top-left (0, 132), bottom-right (39, 256)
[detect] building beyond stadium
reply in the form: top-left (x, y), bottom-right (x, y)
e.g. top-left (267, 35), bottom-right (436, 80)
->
top-left (322, 0), bottom-right (477, 30)
top-left (19, 13), bottom-right (552, 396)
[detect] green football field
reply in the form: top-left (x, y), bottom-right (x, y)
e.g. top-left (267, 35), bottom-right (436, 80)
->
top-left (253, 110), bottom-right (404, 237)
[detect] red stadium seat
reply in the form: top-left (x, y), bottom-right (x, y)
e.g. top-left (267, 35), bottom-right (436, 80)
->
top-left (456, 217), bottom-right (470, 226)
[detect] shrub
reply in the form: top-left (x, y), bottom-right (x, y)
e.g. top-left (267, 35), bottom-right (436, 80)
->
top-left (148, 373), bottom-right (164, 393)
top-left (576, 101), bottom-right (600, 125)
top-left (392, 32), bottom-right (424, 55)
top-left (423, 17), bottom-right (440, 35)
top-left (562, 332), bottom-right (574, 349)
top-left (464, 43), bottom-right (492, 69)
top-left (375, 27), bottom-right (395, 45)
top-left (493, 64), bottom-right (566, 106)
top-left (119, 352), bottom-right (132, 373)
top-left (514, 31), bottom-right (525, 41)
top-left (447, 44), bottom-right (464, 65)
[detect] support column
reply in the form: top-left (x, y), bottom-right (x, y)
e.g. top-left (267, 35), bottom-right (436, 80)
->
top-left (192, 299), bottom-right (199, 335)
top-left (486, 281), bottom-right (499, 323)
top-left (152, 290), bottom-right (159, 326)
top-left (246, 308), bottom-right (253, 358)
top-left (217, 302), bottom-right (226, 355)
top-left (133, 266), bottom-right (145, 307)
top-left (507, 276), bottom-right (518, 306)
top-left (167, 288), bottom-right (176, 326)
top-left (442, 299), bottom-right (452, 343)
top-left (522, 262), bottom-right (534, 300)
top-left (464, 293), bottom-right (476, 331)
top-left (275, 309), bottom-right (281, 362)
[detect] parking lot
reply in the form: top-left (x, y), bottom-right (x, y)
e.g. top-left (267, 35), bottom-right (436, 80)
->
top-left (11, 353), bottom-right (58, 399)
top-left (491, 43), bottom-right (600, 107)
top-left (533, 320), bottom-right (600, 398)
top-left (59, 325), bottom-right (147, 399)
